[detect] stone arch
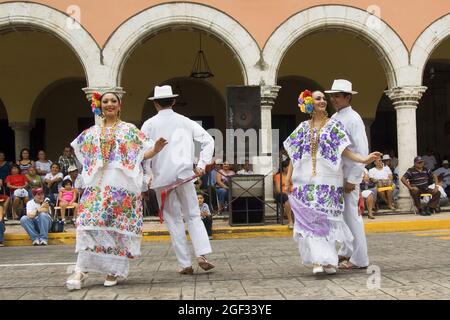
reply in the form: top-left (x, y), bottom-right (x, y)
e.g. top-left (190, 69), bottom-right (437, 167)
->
top-left (262, 5), bottom-right (409, 88)
top-left (0, 2), bottom-right (100, 85)
top-left (410, 13), bottom-right (450, 85)
top-left (102, 2), bottom-right (261, 87)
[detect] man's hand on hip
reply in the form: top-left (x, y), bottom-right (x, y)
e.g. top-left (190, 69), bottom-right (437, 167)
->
top-left (195, 167), bottom-right (205, 176)
top-left (344, 182), bottom-right (356, 193)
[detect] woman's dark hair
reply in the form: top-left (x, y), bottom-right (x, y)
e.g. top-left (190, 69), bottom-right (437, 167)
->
top-left (155, 98), bottom-right (176, 108)
top-left (100, 92), bottom-right (122, 104)
top-left (51, 163), bottom-right (60, 169)
top-left (19, 148), bottom-right (31, 161)
top-left (281, 159), bottom-right (290, 169)
top-left (37, 150), bottom-right (46, 158)
top-left (62, 179), bottom-right (73, 187)
top-left (10, 164), bottom-right (20, 174)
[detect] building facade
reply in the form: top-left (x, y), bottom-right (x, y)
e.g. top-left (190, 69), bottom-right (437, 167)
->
top-left (1, 0), bottom-right (449, 210)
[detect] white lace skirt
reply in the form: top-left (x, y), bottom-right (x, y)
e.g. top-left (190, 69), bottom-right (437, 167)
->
top-left (294, 220), bottom-right (354, 267)
top-left (74, 168), bottom-right (144, 277)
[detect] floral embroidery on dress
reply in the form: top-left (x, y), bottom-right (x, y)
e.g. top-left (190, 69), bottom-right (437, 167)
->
top-left (284, 118), bottom-right (349, 169)
top-left (77, 186), bottom-right (143, 236)
top-left (318, 120), bottom-right (349, 166)
top-left (86, 245), bottom-right (135, 259)
top-left (75, 122), bottom-right (149, 178)
top-left (290, 184), bottom-right (344, 218)
top-left (285, 122), bottom-right (309, 164)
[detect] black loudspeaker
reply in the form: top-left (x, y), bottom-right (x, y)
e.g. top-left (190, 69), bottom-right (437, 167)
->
top-left (226, 86), bottom-right (261, 130)
top-left (229, 175), bottom-right (265, 226)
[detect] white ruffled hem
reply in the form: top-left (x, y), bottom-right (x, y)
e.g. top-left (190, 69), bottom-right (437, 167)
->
top-left (293, 220), bottom-right (354, 266)
top-left (74, 251), bottom-right (130, 278)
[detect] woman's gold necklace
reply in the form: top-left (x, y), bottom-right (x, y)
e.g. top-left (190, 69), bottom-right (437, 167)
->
top-left (309, 116), bottom-right (328, 176)
top-left (100, 119), bottom-right (120, 163)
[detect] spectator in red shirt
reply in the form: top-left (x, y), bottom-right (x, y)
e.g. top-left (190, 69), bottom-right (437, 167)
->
top-left (5, 164), bottom-right (29, 220)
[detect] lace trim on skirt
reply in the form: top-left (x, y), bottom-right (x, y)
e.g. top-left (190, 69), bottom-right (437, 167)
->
top-left (74, 250), bottom-right (130, 278)
top-left (294, 220), bottom-right (354, 266)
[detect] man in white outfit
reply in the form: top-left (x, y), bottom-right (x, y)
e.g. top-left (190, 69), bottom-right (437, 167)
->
top-left (141, 85), bottom-right (215, 275)
top-left (326, 79), bottom-right (370, 269)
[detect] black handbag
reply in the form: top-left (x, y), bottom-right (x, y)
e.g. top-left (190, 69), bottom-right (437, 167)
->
top-left (51, 219), bottom-right (64, 233)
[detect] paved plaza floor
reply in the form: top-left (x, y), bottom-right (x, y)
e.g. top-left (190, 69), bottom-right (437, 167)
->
top-left (1, 230), bottom-right (450, 300)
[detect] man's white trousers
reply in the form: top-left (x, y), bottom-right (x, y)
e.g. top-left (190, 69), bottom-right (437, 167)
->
top-left (155, 182), bottom-right (212, 268)
top-left (338, 185), bottom-right (369, 267)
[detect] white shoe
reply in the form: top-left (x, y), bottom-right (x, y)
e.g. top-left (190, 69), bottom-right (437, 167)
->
top-left (323, 266), bottom-right (337, 275)
top-left (66, 272), bottom-right (88, 291)
top-left (39, 240), bottom-right (48, 246)
top-left (312, 265), bottom-right (324, 275)
top-left (32, 240), bottom-right (40, 246)
top-left (104, 275), bottom-right (118, 287)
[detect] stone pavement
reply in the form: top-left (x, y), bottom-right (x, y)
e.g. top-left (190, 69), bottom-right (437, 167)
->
top-left (1, 230), bottom-right (450, 300)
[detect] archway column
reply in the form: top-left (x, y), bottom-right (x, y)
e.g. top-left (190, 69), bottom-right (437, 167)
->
top-left (10, 122), bottom-right (32, 161)
top-left (385, 86), bottom-right (427, 211)
top-left (254, 85), bottom-right (280, 205)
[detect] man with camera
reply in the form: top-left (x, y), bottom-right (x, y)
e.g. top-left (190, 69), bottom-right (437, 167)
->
top-left (20, 188), bottom-right (52, 246)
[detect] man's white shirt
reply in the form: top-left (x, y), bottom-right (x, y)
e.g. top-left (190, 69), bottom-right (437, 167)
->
top-left (26, 199), bottom-right (51, 217)
top-left (141, 109), bottom-right (214, 189)
top-left (331, 106), bottom-right (369, 185)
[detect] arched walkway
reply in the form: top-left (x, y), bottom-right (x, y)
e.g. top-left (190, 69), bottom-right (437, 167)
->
top-left (102, 2), bottom-right (261, 87)
top-left (262, 5), bottom-right (409, 88)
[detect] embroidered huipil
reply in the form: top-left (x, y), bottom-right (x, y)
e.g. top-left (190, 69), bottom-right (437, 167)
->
top-left (71, 121), bottom-right (153, 277)
top-left (283, 118), bottom-right (354, 265)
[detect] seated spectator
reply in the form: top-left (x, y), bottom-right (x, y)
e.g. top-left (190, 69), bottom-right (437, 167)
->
top-left (20, 188), bottom-right (52, 246)
top-left (360, 168), bottom-right (377, 219)
top-left (422, 149), bottom-right (438, 171)
top-left (35, 150), bottom-right (52, 179)
top-left (426, 177), bottom-right (448, 211)
top-left (401, 156), bottom-right (440, 215)
top-left (433, 160), bottom-right (450, 194)
top-left (26, 167), bottom-right (43, 199)
top-left (58, 179), bottom-right (79, 222)
top-left (237, 160), bottom-right (254, 175)
top-left (0, 151), bottom-right (12, 183)
top-left (63, 165), bottom-right (85, 194)
top-left (206, 162), bottom-right (220, 189)
top-left (16, 148), bottom-right (35, 175)
top-left (388, 150), bottom-right (399, 169)
top-left (198, 193), bottom-right (213, 240)
top-left (0, 200), bottom-right (5, 247)
top-left (44, 163), bottom-right (63, 204)
top-left (58, 146), bottom-right (77, 177)
top-left (382, 154), bottom-right (395, 173)
top-left (215, 161), bottom-right (235, 211)
top-left (273, 159), bottom-right (294, 228)
top-left (5, 164), bottom-right (29, 220)
top-left (0, 179), bottom-right (10, 221)
top-left (70, 146), bottom-right (83, 172)
top-left (369, 157), bottom-right (395, 211)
